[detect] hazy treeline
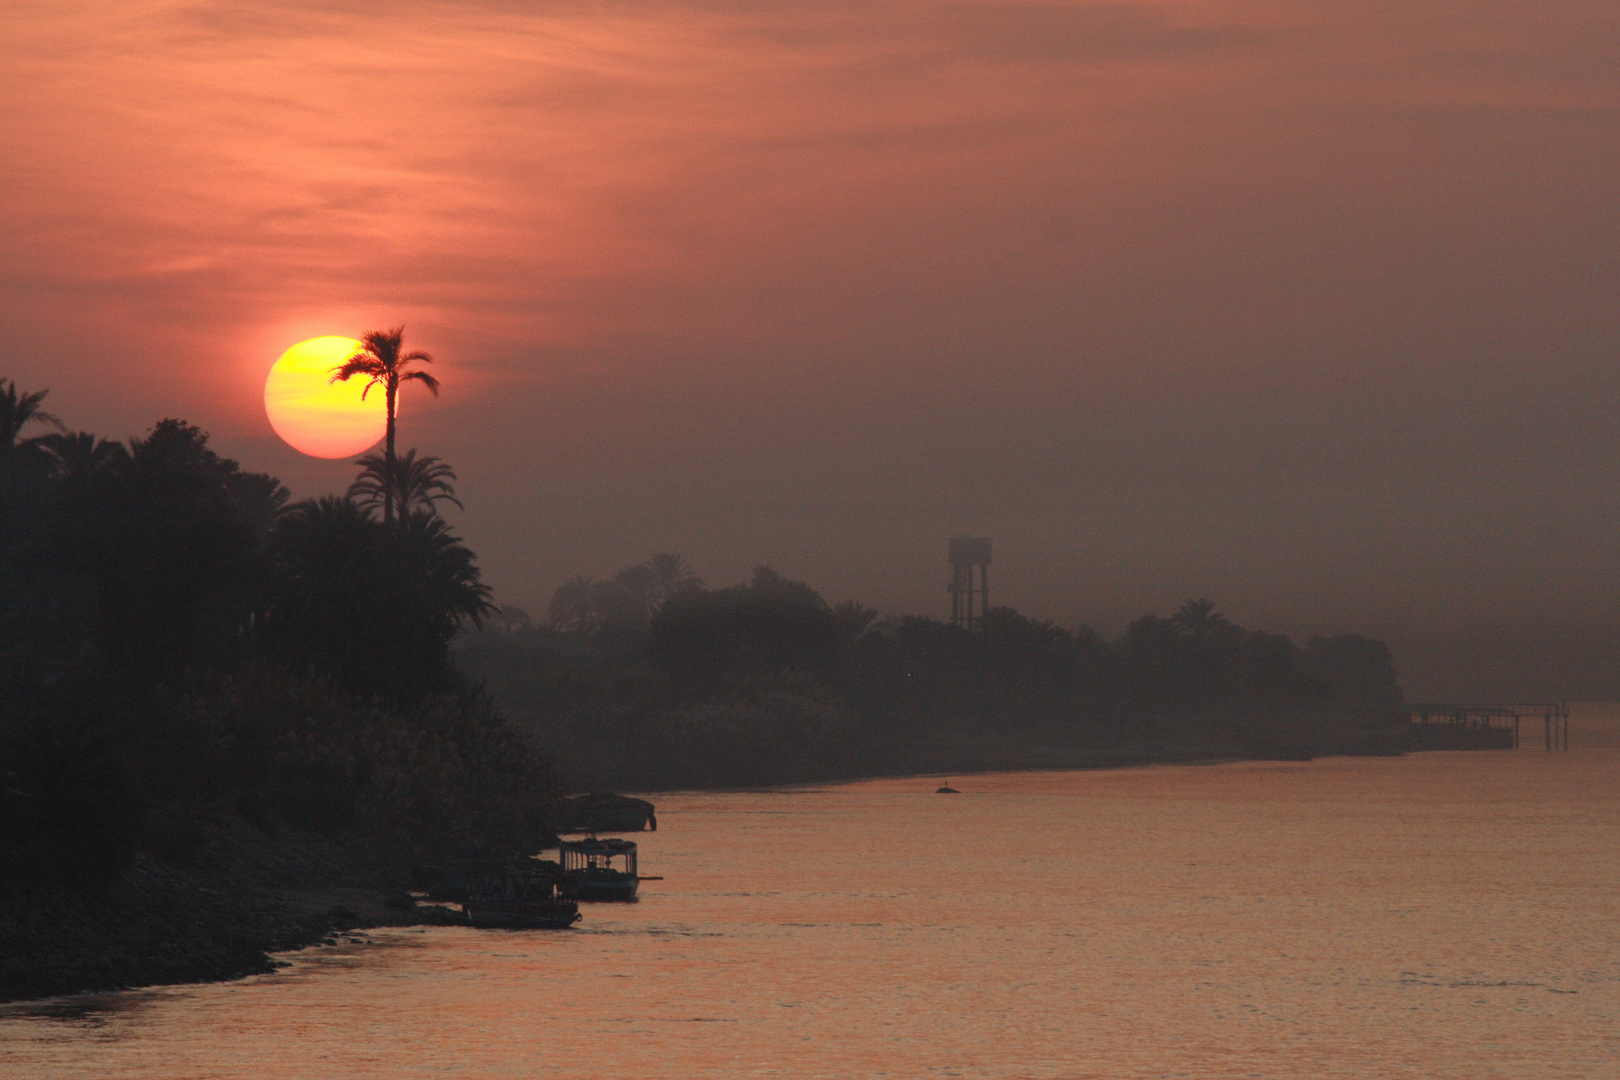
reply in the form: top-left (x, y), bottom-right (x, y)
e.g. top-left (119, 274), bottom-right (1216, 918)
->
top-left (459, 562), bottom-right (1404, 791)
top-left (0, 382), bottom-right (549, 890)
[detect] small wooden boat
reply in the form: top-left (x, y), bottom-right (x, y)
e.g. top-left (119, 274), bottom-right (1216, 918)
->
top-left (936, 781), bottom-right (959, 793)
top-left (463, 871), bottom-right (580, 929)
top-left (558, 837), bottom-right (641, 902)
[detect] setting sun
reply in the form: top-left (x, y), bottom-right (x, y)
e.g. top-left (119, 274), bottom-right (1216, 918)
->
top-left (263, 336), bottom-right (385, 458)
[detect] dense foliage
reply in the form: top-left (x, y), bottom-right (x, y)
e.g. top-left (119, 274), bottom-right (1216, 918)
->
top-left (0, 380), bottom-right (545, 892)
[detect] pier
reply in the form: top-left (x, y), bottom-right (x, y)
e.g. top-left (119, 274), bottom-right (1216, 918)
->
top-left (1404, 702), bottom-right (1569, 750)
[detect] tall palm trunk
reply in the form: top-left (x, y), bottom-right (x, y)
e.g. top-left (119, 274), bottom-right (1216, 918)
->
top-left (384, 377), bottom-right (398, 524)
top-left (330, 327), bottom-right (440, 525)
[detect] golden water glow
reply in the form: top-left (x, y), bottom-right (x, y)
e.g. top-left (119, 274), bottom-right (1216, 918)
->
top-left (4, 718), bottom-right (1620, 1074)
top-left (263, 336), bottom-right (384, 459)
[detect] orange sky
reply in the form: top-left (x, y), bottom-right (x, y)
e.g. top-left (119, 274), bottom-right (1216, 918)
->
top-left (3, 1), bottom-right (1618, 696)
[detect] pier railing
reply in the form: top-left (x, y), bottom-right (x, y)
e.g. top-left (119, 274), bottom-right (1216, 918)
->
top-left (1402, 702), bottom-right (1569, 750)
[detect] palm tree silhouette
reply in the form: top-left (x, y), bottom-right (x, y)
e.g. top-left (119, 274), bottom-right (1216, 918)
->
top-left (268, 496), bottom-right (494, 690)
top-left (643, 552), bottom-right (704, 605)
top-left (396, 507), bottom-right (495, 627)
top-left (832, 599), bottom-right (880, 644)
top-left (328, 327), bottom-right (439, 523)
top-left (349, 449), bottom-right (462, 518)
top-left (613, 563), bottom-right (656, 623)
top-left (0, 379), bottom-right (64, 454)
top-left (1172, 598), bottom-right (1227, 641)
top-left (549, 574), bottom-right (600, 632)
top-left (38, 431), bottom-right (127, 481)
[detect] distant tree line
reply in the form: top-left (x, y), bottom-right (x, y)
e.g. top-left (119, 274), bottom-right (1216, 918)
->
top-left (0, 365), bottom-right (549, 892)
top-left (458, 558), bottom-right (1403, 791)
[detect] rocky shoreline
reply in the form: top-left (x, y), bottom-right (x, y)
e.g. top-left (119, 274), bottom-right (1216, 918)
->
top-left (0, 816), bottom-right (460, 1005)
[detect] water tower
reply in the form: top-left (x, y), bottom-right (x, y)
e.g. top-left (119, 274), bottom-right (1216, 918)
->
top-left (948, 536), bottom-right (991, 629)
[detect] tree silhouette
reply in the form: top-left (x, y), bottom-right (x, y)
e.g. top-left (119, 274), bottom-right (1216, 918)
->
top-left (644, 552), bottom-right (704, 604)
top-left (266, 496), bottom-right (492, 695)
top-left (349, 448), bottom-right (462, 518)
top-left (604, 554), bottom-right (706, 630)
top-left (488, 604), bottom-right (532, 633)
top-left (88, 420), bottom-right (270, 672)
top-left (328, 327), bottom-right (439, 523)
top-left (1, 388), bottom-right (70, 567)
top-left (545, 555), bottom-right (705, 639)
top-left (1171, 598), bottom-right (1228, 640)
top-left (650, 566), bottom-right (841, 682)
top-left (1302, 634), bottom-right (1402, 706)
top-left (0, 380), bottom-right (63, 455)
top-left (38, 431), bottom-right (128, 482)
top-left (832, 599), bottom-right (879, 645)
top-left (549, 574), bottom-right (599, 632)
top-left (397, 507), bottom-right (495, 628)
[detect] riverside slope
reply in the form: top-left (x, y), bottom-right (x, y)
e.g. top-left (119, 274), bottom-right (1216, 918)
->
top-left (0, 818), bottom-right (459, 1004)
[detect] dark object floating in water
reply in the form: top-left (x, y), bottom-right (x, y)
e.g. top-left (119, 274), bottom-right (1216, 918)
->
top-left (463, 871), bottom-right (580, 929)
top-left (559, 837), bottom-right (641, 902)
top-left (936, 781), bottom-right (959, 794)
top-left (555, 793), bottom-right (657, 833)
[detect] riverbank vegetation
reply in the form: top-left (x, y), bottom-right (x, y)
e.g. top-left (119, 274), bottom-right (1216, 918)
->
top-left (459, 564), bottom-right (1408, 792)
top-left (0, 373), bottom-right (546, 999)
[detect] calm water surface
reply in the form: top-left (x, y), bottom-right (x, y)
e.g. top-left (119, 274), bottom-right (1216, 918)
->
top-left (4, 710), bottom-right (1618, 1078)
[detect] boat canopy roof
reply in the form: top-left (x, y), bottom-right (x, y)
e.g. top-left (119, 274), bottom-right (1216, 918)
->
top-left (559, 837), bottom-right (638, 855)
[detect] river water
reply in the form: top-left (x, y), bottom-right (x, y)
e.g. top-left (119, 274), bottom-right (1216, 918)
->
top-left (4, 709), bottom-right (1617, 1079)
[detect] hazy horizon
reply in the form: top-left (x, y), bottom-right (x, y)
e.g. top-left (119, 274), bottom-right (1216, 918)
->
top-left (5, 1), bottom-right (1617, 700)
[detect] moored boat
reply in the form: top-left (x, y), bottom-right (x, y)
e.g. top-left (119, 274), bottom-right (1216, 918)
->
top-left (554, 793), bottom-right (657, 833)
top-left (463, 871), bottom-right (580, 929)
top-left (558, 837), bottom-right (641, 902)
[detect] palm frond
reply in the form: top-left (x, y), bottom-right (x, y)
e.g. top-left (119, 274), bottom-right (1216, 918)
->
top-left (348, 448), bottom-right (463, 516)
top-left (402, 370), bottom-right (440, 395)
top-left (643, 552), bottom-right (704, 605)
top-left (38, 430), bottom-right (128, 479)
top-left (0, 379), bottom-right (66, 450)
top-left (330, 356), bottom-right (382, 384)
